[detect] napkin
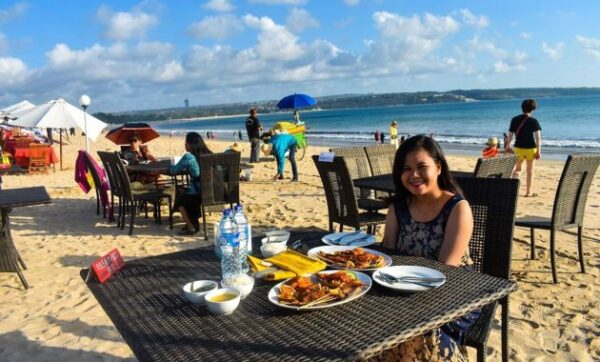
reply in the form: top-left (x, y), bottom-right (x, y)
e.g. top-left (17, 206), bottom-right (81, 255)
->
top-left (248, 250), bottom-right (326, 281)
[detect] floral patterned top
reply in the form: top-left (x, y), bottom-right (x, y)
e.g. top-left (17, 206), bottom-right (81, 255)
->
top-left (394, 194), bottom-right (472, 266)
top-left (169, 153), bottom-right (201, 195)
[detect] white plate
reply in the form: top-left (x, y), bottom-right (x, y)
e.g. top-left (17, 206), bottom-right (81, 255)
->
top-left (307, 246), bottom-right (392, 271)
top-left (372, 265), bottom-right (446, 292)
top-left (321, 232), bottom-right (376, 247)
top-left (268, 270), bottom-right (372, 311)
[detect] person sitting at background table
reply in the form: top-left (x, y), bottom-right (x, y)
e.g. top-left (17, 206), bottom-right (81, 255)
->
top-left (124, 135), bottom-right (160, 188)
top-left (378, 135), bottom-right (474, 362)
top-left (169, 132), bottom-right (212, 235)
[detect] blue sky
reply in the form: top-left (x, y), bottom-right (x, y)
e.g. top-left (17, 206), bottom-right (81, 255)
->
top-left (1, 0), bottom-right (599, 112)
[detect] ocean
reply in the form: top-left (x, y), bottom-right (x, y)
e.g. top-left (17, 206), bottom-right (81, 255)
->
top-left (154, 94), bottom-right (600, 160)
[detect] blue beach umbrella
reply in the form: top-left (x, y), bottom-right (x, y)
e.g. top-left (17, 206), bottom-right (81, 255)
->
top-left (276, 93), bottom-right (317, 110)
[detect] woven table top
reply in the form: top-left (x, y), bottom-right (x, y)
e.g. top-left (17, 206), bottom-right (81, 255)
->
top-left (82, 230), bottom-right (516, 361)
top-left (0, 186), bottom-right (51, 209)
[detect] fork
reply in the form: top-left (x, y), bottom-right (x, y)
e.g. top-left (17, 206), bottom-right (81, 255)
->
top-left (328, 231), bottom-right (360, 243)
top-left (378, 272), bottom-right (445, 284)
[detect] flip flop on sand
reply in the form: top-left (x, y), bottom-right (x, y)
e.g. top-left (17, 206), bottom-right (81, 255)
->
top-left (524, 192), bottom-right (539, 197)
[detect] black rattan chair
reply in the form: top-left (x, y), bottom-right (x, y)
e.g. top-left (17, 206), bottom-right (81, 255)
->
top-left (457, 177), bottom-right (520, 362)
top-left (473, 154), bottom-right (518, 178)
top-left (313, 155), bottom-right (386, 233)
top-left (98, 151), bottom-right (124, 226)
top-left (364, 144), bottom-right (396, 176)
top-left (198, 152), bottom-right (241, 240)
top-left (82, 152), bottom-right (105, 218)
top-left (515, 154), bottom-right (600, 283)
top-left (330, 146), bottom-right (387, 213)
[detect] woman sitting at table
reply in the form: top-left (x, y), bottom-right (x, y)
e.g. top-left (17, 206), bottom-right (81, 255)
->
top-left (378, 135), bottom-right (474, 362)
top-left (169, 132), bottom-right (212, 235)
top-left (124, 135), bottom-right (160, 188)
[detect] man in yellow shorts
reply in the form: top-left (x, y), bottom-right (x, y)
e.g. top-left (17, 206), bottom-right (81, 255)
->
top-left (505, 99), bottom-right (542, 197)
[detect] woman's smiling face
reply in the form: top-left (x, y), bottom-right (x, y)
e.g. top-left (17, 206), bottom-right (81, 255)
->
top-left (401, 148), bottom-right (442, 197)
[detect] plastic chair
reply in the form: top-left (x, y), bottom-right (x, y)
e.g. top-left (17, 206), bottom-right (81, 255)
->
top-left (28, 144), bottom-right (49, 174)
top-left (457, 177), bottom-right (520, 362)
top-left (312, 155), bottom-right (386, 234)
top-left (515, 154), bottom-right (600, 283)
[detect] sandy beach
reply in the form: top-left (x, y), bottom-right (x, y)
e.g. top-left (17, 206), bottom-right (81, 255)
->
top-left (0, 134), bottom-right (598, 361)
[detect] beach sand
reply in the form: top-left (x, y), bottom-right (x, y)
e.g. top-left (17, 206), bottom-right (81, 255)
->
top-left (0, 134), bottom-right (598, 361)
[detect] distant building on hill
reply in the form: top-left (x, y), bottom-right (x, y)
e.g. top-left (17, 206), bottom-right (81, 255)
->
top-left (184, 98), bottom-right (190, 108)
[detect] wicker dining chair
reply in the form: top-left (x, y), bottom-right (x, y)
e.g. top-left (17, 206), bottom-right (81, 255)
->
top-left (330, 146), bottom-right (387, 213)
top-left (515, 154), bottom-right (600, 283)
top-left (83, 152), bottom-right (105, 218)
top-left (456, 177), bottom-right (520, 362)
top-left (197, 152), bottom-right (241, 240)
top-left (473, 154), bottom-right (518, 178)
top-left (312, 155), bottom-right (386, 233)
top-left (364, 144), bottom-right (396, 176)
top-left (98, 151), bottom-right (125, 226)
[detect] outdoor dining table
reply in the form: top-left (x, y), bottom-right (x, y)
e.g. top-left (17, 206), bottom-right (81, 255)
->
top-left (125, 159), bottom-right (172, 174)
top-left (0, 186), bottom-right (51, 288)
top-left (354, 171), bottom-right (474, 194)
top-left (12, 145), bottom-right (59, 167)
top-left (81, 229), bottom-right (516, 361)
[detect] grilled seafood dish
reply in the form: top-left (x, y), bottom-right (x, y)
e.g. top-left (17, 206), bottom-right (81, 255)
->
top-left (317, 248), bottom-right (385, 269)
top-left (277, 271), bottom-right (364, 306)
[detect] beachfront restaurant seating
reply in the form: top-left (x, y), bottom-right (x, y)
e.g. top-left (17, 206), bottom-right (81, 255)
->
top-left (330, 146), bottom-right (387, 213)
top-left (28, 143), bottom-right (50, 174)
top-left (515, 154), bottom-right (600, 283)
top-left (313, 155), bottom-right (386, 234)
top-left (198, 152), bottom-right (240, 240)
top-left (98, 151), bottom-right (124, 225)
top-left (457, 177), bottom-right (519, 362)
top-left (473, 154), bottom-right (518, 178)
top-left (364, 144), bottom-right (396, 176)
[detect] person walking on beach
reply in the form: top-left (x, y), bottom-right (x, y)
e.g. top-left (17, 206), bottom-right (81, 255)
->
top-left (238, 130), bottom-right (243, 141)
top-left (380, 132), bottom-right (386, 144)
top-left (390, 120), bottom-right (399, 149)
top-left (246, 108), bottom-right (263, 163)
top-left (505, 99), bottom-right (542, 197)
top-left (374, 130), bottom-right (381, 144)
top-left (261, 133), bottom-right (298, 182)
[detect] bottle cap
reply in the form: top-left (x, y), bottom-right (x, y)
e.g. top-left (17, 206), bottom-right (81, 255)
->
top-left (223, 208), bottom-right (232, 216)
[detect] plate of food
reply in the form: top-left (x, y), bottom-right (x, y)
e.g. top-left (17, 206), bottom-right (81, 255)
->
top-left (321, 232), bottom-right (376, 247)
top-left (268, 270), bottom-right (372, 310)
top-left (372, 266), bottom-right (446, 292)
top-left (307, 246), bottom-right (392, 271)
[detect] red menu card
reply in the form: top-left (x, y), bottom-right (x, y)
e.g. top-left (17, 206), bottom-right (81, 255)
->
top-left (90, 248), bottom-right (125, 283)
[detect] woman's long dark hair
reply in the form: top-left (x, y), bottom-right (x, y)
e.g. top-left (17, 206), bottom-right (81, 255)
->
top-left (389, 135), bottom-right (462, 205)
top-left (185, 132), bottom-right (212, 163)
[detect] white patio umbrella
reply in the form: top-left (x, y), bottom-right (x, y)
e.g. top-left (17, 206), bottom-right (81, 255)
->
top-left (0, 100), bottom-right (35, 123)
top-left (11, 98), bottom-right (108, 170)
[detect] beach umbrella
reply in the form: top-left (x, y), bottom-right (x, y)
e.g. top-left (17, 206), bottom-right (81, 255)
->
top-left (0, 100), bottom-right (35, 123)
top-left (10, 98), bottom-right (108, 170)
top-left (276, 93), bottom-right (317, 110)
top-left (105, 122), bottom-right (160, 145)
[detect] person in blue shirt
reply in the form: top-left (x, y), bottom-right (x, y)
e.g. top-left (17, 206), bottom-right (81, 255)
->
top-left (169, 132), bottom-right (212, 235)
top-left (261, 133), bottom-right (298, 182)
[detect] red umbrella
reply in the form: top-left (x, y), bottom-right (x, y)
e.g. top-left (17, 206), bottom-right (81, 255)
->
top-left (106, 123), bottom-right (160, 145)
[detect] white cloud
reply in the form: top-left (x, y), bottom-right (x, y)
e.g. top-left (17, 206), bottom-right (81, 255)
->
top-left (344, 0), bottom-right (360, 6)
top-left (520, 32), bottom-right (532, 40)
top-left (459, 9), bottom-right (489, 28)
top-left (286, 8), bottom-right (319, 33)
top-left (468, 36), bottom-right (507, 58)
top-left (493, 51), bottom-right (527, 73)
top-left (0, 2), bottom-right (29, 23)
top-left (0, 32), bottom-right (8, 54)
top-left (244, 14), bottom-right (305, 61)
top-left (204, 0), bottom-right (235, 12)
top-left (249, 0), bottom-right (307, 5)
top-left (0, 57), bottom-right (28, 85)
top-left (96, 5), bottom-right (158, 40)
top-left (575, 35), bottom-right (600, 60)
top-left (541, 42), bottom-right (564, 60)
top-left (188, 15), bottom-right (243, 39)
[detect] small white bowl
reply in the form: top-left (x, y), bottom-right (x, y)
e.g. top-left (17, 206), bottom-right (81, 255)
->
top-left (182, 280), bottom-right (218, 305)
top-left (222, 274), bottom-right (255, 299)
top-left (260, 242), bottom-right (287, 258)
top-left (263, 230), bottom-right (290, 244)
top-left (205, 287), bottom-right (241, 315)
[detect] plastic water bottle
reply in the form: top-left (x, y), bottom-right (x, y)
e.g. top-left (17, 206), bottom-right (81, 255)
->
top-left (233, 204), bottom-right (250, 273)
top-left (220, 208), bottom-right (241, 281)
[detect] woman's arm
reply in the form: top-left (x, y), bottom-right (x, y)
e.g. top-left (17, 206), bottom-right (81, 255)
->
top-left (534, 130), bottom-right (541, 159)
top-left (169, 153), bottom-right (191, 175)
top-left (381, 204), bottom-right (399, 249)
top-left (438, 200), bottom-right (473, 266)
top-left (504, 132), bottom-right (514, 151)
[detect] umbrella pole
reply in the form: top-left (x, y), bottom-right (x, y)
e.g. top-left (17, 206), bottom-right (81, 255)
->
top-left (60, 131), bottom-right (63, 170)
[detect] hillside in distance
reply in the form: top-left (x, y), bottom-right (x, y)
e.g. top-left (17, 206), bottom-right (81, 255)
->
top-left (93, 87), bottom-right (600, 124)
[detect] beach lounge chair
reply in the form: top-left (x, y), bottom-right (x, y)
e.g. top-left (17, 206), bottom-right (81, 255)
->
top-left (515, 154), bottom-right (600, 283)
top-left (313, 155), bottom-right (386, 234)
top-left (457, 177), bottom-right (519, 362)
top-left (330, 146), bottom-right (387, 213)
top-left (198, 152), bottom-right (241, 240)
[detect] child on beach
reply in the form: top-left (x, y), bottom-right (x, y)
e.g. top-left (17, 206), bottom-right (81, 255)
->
top-left (379, 135), bottom-right (474, 362)
top-left (481, 137), bottom-right (499, 159)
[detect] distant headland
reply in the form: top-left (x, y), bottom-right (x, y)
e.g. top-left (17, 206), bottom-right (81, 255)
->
top-left (93, 87), bottom-right (600, 124)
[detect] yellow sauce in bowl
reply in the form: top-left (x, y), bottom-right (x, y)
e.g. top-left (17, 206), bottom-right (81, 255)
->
top-left (208, 292), bottom-right (238, 303)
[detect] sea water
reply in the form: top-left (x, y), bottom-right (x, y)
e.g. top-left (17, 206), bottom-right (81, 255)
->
top-left (155, 94), bottom-right (600, 159)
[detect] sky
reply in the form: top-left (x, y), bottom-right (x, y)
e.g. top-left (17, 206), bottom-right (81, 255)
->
top-left (1, 0), bottom-right (600, 113)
